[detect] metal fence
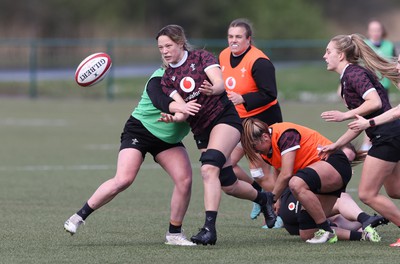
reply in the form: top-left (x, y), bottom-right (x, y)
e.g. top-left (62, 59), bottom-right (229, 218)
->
top-left (0, 38), bottom-right (396, 99)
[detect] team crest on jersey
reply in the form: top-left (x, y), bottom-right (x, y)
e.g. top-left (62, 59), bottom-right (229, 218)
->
top-left (180, 77), bottom-right (195, 92)
top-left (241, 67), bottom-right (247, 77)
top-left (288, 202), bottom-right (296, 211)
top-left (225, 76), bottom-right (236, 90)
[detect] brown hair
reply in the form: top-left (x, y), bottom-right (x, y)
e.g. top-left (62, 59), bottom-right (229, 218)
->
top-left (341, 142), bottom-right (367, 167)
top-left (330, 34), bottom-right (400, 84)
top-left (229, 18), bottom-right (253, 45)
top-left (156, 24), bottom-right (193, 51)
top-left (368, 19), bottom-right (387, 39)
top-left (241, 117), bottom-right (270, 164)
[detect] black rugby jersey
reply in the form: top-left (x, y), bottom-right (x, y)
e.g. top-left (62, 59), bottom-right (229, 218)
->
top-left (341, 64), bottom-right (400, 139)
top-left (161, 50), bottom-right (230, 135)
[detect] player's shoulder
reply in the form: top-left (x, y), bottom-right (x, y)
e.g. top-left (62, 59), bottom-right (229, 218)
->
top-left (190, 49), bottom-right (216, 58)
top-left (343, 64), bottom-right (368, 80)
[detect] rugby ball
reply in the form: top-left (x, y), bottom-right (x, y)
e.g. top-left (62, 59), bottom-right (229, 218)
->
top-left (75, 52), bottom-right (112, 87)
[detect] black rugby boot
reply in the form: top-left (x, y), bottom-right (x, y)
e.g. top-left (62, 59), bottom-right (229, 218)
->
top-left (190, 227), bottom-right (217, 245)
top-left (261, 192), bottom-right (277, 228)
top-left (362, 214), bottom-right (389, 230)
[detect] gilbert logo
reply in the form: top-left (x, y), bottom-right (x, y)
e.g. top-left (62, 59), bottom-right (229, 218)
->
top-left (225, 76), bottom-right (236, 90)
top-left (180, 77), bottom-right (195, 92)
top-left (79, 58), bottom-right (106, 82)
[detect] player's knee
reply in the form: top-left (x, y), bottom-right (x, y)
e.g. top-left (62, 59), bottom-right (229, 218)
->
top-left (175, 174), bottom-right (192, 193)
top-left (288, 176), bottom-right (306, 196)
top-left (199, 149), bottom-right (226, 169)
top-left (358, 189), bottom-right (374, 205)
top-left (114, 177), bottom-right (134, 193)
top-left (200, 164), bottom-right (219, 182)
top-left (290, 168), bottom-right (321, 195)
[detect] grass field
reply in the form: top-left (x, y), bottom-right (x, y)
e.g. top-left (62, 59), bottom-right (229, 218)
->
top-left (1, 98), bottom-right (399, 264)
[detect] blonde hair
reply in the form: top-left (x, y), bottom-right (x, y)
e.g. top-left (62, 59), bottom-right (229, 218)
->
top-left (331, 34), bottom-right (400, 84)
top-left (241, 118), bottom-right (270, 164)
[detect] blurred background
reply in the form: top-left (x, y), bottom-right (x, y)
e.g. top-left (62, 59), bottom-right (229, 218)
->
top-left (0, 0), bottom-right (399, 100)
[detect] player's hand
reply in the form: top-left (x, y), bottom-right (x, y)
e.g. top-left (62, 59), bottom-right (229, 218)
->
top-left (158, 113), bottom-right (175, 123)
top-left (158, 112), bottom-right (188, 123)
top-left (227, 91), bottom-right (244, 105)
top-left (199, 80), bottom-right (214, 96)
top-left (348, 114), bottom-right (369, 131)
top-left (176, 100), bottom-right (201, 116)
top-left (321, 110), bottom-right (347, 122)
top-left (185, 100), bottom-right (201, 115)
top-left (318, 143), bottom-right (338, 160)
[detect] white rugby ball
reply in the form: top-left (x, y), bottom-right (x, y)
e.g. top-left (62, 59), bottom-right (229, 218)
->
top-left (75, 52), bottom-right (112, 87)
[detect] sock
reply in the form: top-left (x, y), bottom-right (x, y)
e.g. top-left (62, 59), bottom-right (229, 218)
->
top-left (349, 230), bottom-right (362, 241)
top-left (251, 181), bottom-right (262, 192)
top-left (357, 212), bottom-right (370, 224)
top-left (77, 202), bottom-right (94, 220)
top-left (253, 191), bottom-right (266, 206)
top-left (204, 211), bottom-right (218, 231)
top-left (168, 223), bottom-right (182, 233)
top-left (317, 220), bottom-right (333, 233)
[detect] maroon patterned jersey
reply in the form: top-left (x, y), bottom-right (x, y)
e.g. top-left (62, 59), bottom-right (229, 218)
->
top-left (161, 50), bottom-right (230, 135)
top-left (340, 64), bottom-right (391, 113)
top-left (277, 129), bottom-right (301, 153)
top-left (341, 64), bottom-right (400, 139)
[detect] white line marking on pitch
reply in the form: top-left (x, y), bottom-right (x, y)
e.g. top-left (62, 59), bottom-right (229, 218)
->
top-left (0, 163), bottom-right (202, 172)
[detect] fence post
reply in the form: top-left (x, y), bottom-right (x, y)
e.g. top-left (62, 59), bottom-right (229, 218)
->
top-left (106, 40), bottom-right (114, 100)
top-left (29, 40), bottom-right (38, 98)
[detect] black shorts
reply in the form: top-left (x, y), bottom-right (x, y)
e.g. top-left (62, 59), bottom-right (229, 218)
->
top-left (279, 188), bottom-right (322, 235)
top-left (324, 150), bottom-right (352, 196)
top-left (194, 103), bottom-right (243, 149)
top-left (120, 116), bottom-right (184, 160)
top-left (279, 188), bottom-right (301, 235)
top-left (294, 150), bottom-right (352, 197)
top-left (368, 136), bottom-right (400, 162)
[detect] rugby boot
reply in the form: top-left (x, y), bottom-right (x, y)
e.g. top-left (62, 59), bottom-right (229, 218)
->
top-left (362, 214), bottom-right (389, 230)
top-left (260, 192), bottom-right (277, 228)
top-left (190, 227), bottom-right (217, 245)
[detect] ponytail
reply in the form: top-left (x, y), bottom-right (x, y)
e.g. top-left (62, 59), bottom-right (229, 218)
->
top-left (331, 34), bottom-right (400, 85)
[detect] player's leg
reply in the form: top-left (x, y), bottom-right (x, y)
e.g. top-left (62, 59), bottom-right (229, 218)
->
top-left (191, 124), bottom-right (240, 245)
top-left (64, 148), bottom-right (143, 235)
top-left (359, 157), bottom-right (400, 226)
top-left (334, 192), bottom-right (388, 230)
top-left (157, 146), bottom-right (195, 246)
top-left (290, 159), bottom-right (347, 243)
top-left (231, 144), bottom-right (269, 220)
top-left (231, 144), bottom-right (252, 183)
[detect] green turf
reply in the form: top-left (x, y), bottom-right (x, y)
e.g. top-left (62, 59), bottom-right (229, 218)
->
top-left (0, 98), bottom-right (399, 264)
